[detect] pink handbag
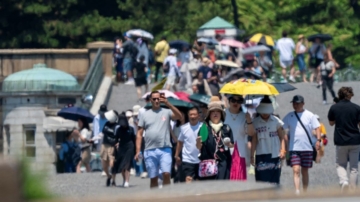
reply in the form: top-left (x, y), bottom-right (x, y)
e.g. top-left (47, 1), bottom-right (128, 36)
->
top-left (198, 159), bottom-right (218, 177)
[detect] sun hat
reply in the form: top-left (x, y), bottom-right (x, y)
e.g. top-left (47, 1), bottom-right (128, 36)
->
top-left (205, 100), bottom-right (225, 120)
top-left (169, 48), bottom-right (177, 54)
top-left (132, 105), bottom-right (141, 116)
top-left (125, 111), bottom-right (133, 118)
top-left (104, 110), bottom-right (118, 123)
top-left (298, 34), bottom-right (304, 39)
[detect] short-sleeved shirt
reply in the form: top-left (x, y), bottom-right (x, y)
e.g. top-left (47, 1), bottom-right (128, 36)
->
top-left (282, 110), bottom-right (320, 151)
top-left (276, 37), bottom-right (295, 61)
top-left (178, 122), bottom-right (202, 164)
top-left (320, 61), bottom-right (334, 77)
top-left (138, 108), bottom-right (173, 150)
top-left (163, 55), bottom-right (178, 76)
top-left (134, 61), bottom-right (146, 78)
top-left (328, 100), bottom-right (360, 146)
top-left (253, 115), bottom-right (284, 158)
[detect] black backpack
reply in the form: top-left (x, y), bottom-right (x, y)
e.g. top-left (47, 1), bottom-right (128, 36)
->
top-left (64, 141), bottom-right (82, 166)
top-left (163, 61), bottom-right (170, 74)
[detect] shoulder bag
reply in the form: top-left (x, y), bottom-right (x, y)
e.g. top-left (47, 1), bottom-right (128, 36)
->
top-left (293, 112), bottom-right (317, 162)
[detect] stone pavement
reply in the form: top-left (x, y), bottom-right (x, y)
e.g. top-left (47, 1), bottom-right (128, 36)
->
top-left (49, 81), bottom-right (360, 200)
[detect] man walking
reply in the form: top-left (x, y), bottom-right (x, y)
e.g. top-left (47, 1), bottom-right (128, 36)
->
top-left (328, 87), bottom-right (360, 191)
top-left (282, 95), bottom-right (321, 195)
top-left (276, 31), bottom-right (295, 83)
top-left (154, 36), bottom-right (170, 82)
top-left (122, 32), bottom-right (139, 85)
top-left (92, 104), bottom-right (108, 151)
top-left (135, 91), bottom-right (182, 188)
top-left (175, 106), bottom-right (202, 183)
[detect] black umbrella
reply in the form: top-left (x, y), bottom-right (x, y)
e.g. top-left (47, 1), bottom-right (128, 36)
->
top-left (169, 40), bottom-right (190, 50)
top-left (307, 34), bottom-right (332, 42)
top-left (270, 83), bottom-right (297, 93)
top-left (57, 106), bottom-right (94, 123)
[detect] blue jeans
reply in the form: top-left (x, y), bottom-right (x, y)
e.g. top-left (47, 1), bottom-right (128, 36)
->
top-left (65, 162), bottom-right (76, 173)
top-left (297, 54), bottom-right (306, 72)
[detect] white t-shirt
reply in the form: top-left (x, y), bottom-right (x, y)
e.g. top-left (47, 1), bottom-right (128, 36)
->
top-left (282, 110), bottom-right (320, 151)
top-left (253, 115), bottom-right (283, 158)
top-left (79, 128), bottom-right (91, 148)
top-left (224, 109), bottom-right (247, 158)
top-left (276, 37), bottom-right (295, 61)
top-left (178, 122), bottom-right (202, 164)
top-left (163, 55), bottom-right (178, 76)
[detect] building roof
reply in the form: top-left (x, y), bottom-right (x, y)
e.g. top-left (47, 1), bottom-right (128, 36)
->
top-left (199, 16), bottom-right (236, 30)
top-left (2, 63), bottom-right (79, 92)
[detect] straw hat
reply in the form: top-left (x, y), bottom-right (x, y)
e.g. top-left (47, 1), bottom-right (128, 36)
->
top-left (202, 57), bottom-right (211, 65)
top-left (104, 110), bottom-right (118, 123)
top-left (298, 34), bottom-right (304, 40)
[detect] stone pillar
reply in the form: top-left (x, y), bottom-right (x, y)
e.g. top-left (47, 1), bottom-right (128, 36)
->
top-left (87, 41), bottom-right (114, 76)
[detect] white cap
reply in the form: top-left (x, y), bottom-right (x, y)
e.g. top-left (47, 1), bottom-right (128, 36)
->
top-left (132, 105), bottom-right (141, 116)
top-left (125, 111), bottom-right (133, 117)
top-left (169, 48), bottom-right (177, 54)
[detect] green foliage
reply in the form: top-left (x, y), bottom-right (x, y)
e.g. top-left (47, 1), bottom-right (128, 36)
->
top-left (1, 0), bottom-right (360, 66)
top-left (21, 160), bottom-right (53, 200)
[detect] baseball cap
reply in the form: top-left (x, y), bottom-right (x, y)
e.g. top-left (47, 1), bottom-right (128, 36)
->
top-left (290, 95), bottom-right (304, 103)
top-left (123, 32), bottom-right (131, 38)
top-left (99, 104), bottom-right (107, 112)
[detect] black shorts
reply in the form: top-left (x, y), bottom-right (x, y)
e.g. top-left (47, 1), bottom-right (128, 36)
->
top-left (182, 162), bottom-right (199, 179)
top-left (134, 76), bottom-right (147, 87)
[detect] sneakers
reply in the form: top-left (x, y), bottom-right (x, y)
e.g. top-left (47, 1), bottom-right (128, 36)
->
top-left (289, 76), bottom-right (296, 83)
top-left (123, 181), bottom-right (129, 188)
top-left (130, 168), bottom-right (135, 176)
top-left (101, 171), bottom-right (107, 176)
top-left (125, 78), bottom-right (134, 85)
top-left (248, 165), bottom-right (255, 175)
top-left (295, 189), bottom-right (300, 195)
top-left (341, 181), bottom-right (349, 193)
top-left (140, 172), bottom-right (148, 178)
top-left (323, 100), bottom-right (327, 105)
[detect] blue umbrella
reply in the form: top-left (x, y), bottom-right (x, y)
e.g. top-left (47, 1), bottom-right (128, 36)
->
top-left (57, 107), bottom-right (94, 123)
top-left (169, 40), bottom-right (190, 50)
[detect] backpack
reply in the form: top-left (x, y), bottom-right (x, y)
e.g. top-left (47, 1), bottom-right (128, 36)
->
top-left (163, 61), bottom-right (170, 74)
top-left (64, 141), bottom-right (82, 166)
top-left (130, 43), bottom-right (139, 59)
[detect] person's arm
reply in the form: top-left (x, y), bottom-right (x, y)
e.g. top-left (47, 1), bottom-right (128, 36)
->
top-left (224, 127), bottom-right (234, 148)
top-left (295, 42), bottom-right (301, 54)
top-left (246, 113), bottom-right (255, 136)
top-left (327, 107), bottom-right (335, 126)
top-left (92, 117), bottom-right (100, 143)
top-left (163, 100), bottom-right (182, 121)
top-left (135, 127), bottom-right (144, 160)
top-left (328, 62), bottom-right (336, 78)
top-left (278, 126), bottom-right (286, 159)
top-left (175, 141), bottom-right (183, 165)
top-left (250, 133), bottom-right (258, 166)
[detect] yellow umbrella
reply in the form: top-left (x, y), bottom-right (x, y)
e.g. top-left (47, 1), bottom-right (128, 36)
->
top-left (249, 33), bottom-right (275, 47)
top-left (219, 79), bottom-right (279, 95)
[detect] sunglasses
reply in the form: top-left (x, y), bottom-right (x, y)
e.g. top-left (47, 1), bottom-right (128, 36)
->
top-left (230, 99), bottom-right (242, 104)
top-left (152, 98), bottom-right (160, 101)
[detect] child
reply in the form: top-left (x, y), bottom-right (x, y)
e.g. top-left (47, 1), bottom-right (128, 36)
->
top-left (313, 114), bottom-right (328, 161)
top-left (133, 55), bottom-right (149, 101)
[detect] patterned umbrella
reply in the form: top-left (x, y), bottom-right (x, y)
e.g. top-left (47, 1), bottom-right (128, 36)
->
top-left (220, 39), bottom-right (245, 48)
top-left (127, 29), bottom-right (154, 40)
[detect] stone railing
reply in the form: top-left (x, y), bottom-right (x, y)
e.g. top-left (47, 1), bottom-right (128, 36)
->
top-left (0, 41), bottom-right (114, 82)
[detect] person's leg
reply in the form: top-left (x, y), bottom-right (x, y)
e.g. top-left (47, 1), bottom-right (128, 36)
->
top-left (348, 145), bottom-right (360, 189)
top-left (172, 84), bottom-right (177, 92)
top-left (301, 168), bottom-right (309, 191)
top-left (144, 149), bottom-right (160, 188)
top-left (292, 165), bottom-right (301, 192)
top-left (85, 163), bottom-right (91, 172)
top-left (136, 87), bottom-right (142, 100)
top-left (159, 148), bottom-right (172, 186)
top-left (154, 62), bottom-right (162, 82)
top-left (327, 79), bottom-right (336, 99)
top-left (336, 146), bottom-right (350, 189)
top-left (289, 60), bottom-right (295, 79)
top-left (322, 78), bottom-right (327, 102)
top-left (76, 161), bottom-right (82, 173)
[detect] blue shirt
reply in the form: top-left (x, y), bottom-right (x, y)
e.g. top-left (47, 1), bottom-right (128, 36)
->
top-left (92, 114), bottom-right (108, 144)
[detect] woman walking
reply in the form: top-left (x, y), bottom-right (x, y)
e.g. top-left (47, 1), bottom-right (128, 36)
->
top-left (249, 97), bottom-right (285, 184)
top-left (112, 115), bottom-right (135, 188)
top-left (197, 100), bottom-right (234, 180)
top-left (319, 53), bottom-right (337, 104)
top-left (76, 118), bottom-right (92, 173)
top-left (295, 35), bottom-right (308, 82)
top-left (224, 95), bottom-right (253, 180)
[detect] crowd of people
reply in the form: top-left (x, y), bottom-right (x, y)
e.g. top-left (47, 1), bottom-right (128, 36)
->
top-left (112, 31), bottom-right (340, 105)
top-left (57, 30), bottom-right (360, 195)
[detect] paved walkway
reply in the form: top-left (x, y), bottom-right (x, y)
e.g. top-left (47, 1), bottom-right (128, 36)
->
top-left (48, 81), bottom-right (360, 200)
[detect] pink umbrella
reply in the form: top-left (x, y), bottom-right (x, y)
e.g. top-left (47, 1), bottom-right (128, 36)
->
top-left (174, 92), bottom-right (190, 102)
top-left (220, 39), bottom-right (245, 48)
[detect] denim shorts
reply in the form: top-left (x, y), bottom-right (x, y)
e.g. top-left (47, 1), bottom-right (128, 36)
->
top-left (123, 58), bottom-right (133, 72)
top-left (144, 147), bottom-right (172, 178)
